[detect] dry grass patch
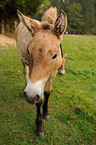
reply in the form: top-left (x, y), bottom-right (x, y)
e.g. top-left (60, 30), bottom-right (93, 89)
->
top-left (0, 34), bottom-right (16, 49)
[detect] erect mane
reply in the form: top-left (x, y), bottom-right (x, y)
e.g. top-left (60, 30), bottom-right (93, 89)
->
top-left (39, 21), bottom-right (54, 31)
top-left (41, 7), bottom-right (57, 24)
top-left (39, 7), bottom-right (57, 31)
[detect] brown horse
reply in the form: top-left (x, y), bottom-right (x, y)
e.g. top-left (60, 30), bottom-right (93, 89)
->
top-left (16, 9), bottom-right (67, 137)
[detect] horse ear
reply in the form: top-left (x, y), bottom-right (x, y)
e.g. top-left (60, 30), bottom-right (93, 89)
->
top-left (54, 10), bottom-right (67, 38)
top-left (17, 10), bottom-right (41, 34)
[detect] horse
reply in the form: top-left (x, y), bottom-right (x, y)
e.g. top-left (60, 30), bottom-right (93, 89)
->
top-left (16, 8), bottom-right (67, 137)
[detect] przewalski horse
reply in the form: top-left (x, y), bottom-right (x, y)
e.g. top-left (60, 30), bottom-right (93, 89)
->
top-left (16, 9), bottom-right (67, 137)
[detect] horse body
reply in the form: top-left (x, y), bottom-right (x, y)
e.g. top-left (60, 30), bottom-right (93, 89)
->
top-left (16, 8), bottom-right (67, 137)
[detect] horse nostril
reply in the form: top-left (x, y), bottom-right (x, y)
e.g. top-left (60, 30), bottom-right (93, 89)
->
top-left (34, 95), bottom-right (40, 103)
top-left (24, 91), bottom-right (27, 98)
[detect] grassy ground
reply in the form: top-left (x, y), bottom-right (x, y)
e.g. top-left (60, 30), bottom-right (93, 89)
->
top-left (0, 35), bottom-right (96, 145)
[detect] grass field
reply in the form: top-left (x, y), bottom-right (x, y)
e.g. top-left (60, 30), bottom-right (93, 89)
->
top-left (0, 35), bottom-right (96, 145)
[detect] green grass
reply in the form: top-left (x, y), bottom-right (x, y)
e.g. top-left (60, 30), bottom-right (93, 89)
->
top-left (0, 35), bottom-right (96, 145)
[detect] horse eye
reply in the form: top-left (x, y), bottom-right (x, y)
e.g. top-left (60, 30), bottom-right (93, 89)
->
top-left (52, 53), bottom-right (57, 59)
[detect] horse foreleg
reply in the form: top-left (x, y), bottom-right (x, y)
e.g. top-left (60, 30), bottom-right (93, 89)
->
top-left (36, 103), bottom-right (44, 138)
top-left (59, 54), bottom-right (65, 75)
top-left (59, 43), bottom-right (68, 75)
top-left (43, 92), bottom-right (50, 121)
top-left (43, 71), bottom-right (57, 121)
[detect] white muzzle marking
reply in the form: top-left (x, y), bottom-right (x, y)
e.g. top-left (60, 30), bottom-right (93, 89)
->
top-left (24, 78), bottom-right (47, 101)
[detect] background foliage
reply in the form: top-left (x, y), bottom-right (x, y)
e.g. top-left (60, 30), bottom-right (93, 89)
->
top-left (49, 0), bottom-right (96, 34)
top-left (0, 0), bottom-right (96, 34)
top-left (0, 0), bottom-right (44, 17)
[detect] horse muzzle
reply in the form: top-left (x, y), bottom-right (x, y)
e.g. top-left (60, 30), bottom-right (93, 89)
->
top-left (24, 91), bottom-right (41, 104)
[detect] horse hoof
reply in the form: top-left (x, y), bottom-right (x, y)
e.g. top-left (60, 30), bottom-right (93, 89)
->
top-left (43, 115), bottom-right (50, 121)
top-left (59, 70), bottom-right (65, 75)
top-left (37, 132), bottom-right (44, 138)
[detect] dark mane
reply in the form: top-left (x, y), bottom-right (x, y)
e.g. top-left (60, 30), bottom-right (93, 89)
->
top-left (40, 22), bottom-right (54, 30)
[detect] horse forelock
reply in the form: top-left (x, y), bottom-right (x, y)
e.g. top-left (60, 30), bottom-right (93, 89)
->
top-left (34, 22), bottom-right (54, 33)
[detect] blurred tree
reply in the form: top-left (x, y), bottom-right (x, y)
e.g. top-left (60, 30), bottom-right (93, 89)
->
top-left (94, 0), bottom-right (96, 33)
top-left (37, 0), bottom-right (51, 13)
top-left (34, 0), bottom-right (51, 20)
top-left (49, 0), bottom-right (61, 13)
top-left (16, 0), bottom-right (44, 16)
top-left (78, 0), bottom-right (95, 33)
top-left (0, 0), bottom-right (44, 34)
top-left (50, 0), bottom-right (96, 34)
top-left (67, 2), bottom-right (84, 34)
top-left (0, 0), bottom-right (96, 34)
top-left (0, 0), bottom-right (44, 18)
